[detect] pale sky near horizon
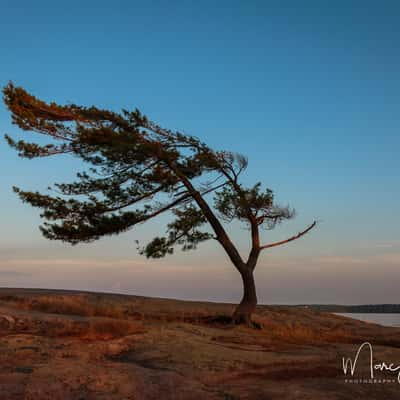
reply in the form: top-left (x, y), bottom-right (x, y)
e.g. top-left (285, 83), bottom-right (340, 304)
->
top-left (1, 1), bottom-right (399, 304)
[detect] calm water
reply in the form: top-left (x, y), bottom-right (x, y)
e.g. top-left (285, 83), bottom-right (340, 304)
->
top-left (336, 313), bottom-right (400, 327)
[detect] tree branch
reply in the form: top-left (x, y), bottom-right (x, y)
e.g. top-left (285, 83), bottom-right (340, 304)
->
top-left (246, 216), bottom-right (260, 269)
top-left (136, 192), bottom-right (192, 223)
top-left (167, 161), bottom-right (245, 269)
top-left (260, 221), bottom-right (317, 250)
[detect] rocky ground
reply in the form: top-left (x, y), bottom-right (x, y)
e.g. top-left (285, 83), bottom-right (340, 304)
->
top-left (0, 288), bottom-right (399, 399)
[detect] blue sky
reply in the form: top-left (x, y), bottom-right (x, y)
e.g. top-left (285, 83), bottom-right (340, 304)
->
top-left (1, 1), bottom-right (399, 303)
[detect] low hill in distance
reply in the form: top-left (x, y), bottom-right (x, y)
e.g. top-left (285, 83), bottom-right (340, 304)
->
top-left (0, 288), bottom-right (399, 400)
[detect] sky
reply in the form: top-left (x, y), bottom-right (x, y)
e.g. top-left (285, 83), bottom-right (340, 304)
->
top-left (0, 0), bottom-right (399, 304)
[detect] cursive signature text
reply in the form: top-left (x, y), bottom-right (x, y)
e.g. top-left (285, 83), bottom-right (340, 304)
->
top-left (342, 342), bottom-right (400, 383)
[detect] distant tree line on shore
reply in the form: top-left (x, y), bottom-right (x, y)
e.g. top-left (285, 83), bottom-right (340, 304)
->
top-left (297, 304), bottom-right (400, 313)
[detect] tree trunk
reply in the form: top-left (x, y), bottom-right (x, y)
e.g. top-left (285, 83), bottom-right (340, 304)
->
top-left (233, 268), bottom-right (257, 325)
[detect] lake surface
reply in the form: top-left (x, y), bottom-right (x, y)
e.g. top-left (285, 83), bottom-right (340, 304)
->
top-left (336, 313), bottom-right (400, 327)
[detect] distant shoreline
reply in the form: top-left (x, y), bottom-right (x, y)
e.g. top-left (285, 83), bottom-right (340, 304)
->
top-left (0, 287), bottom-right (398, 313)
top-left (298, 304), bottom-right (400, 313)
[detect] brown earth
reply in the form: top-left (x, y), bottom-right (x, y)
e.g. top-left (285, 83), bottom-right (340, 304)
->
top-left (0, 288), bottom-right (399, 399)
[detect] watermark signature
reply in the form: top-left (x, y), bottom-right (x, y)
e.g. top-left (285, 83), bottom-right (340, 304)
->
top-left (342, 342), bottom-right (400, 384)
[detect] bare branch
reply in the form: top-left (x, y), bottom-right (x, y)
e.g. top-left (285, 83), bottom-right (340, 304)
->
top-left (199, 181), bottom-right (228, 197)
top-left (260, 221), bottom-right (317, 250)
top-left (137, 192), bottom-right (193, 223)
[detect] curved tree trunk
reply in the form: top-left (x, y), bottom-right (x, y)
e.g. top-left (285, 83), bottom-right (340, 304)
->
top-left (233, 268), bottom-right (257, 325)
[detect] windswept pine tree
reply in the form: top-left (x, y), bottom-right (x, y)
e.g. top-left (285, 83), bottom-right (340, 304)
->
top-left (3, 83), bottom-right (316, 324)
